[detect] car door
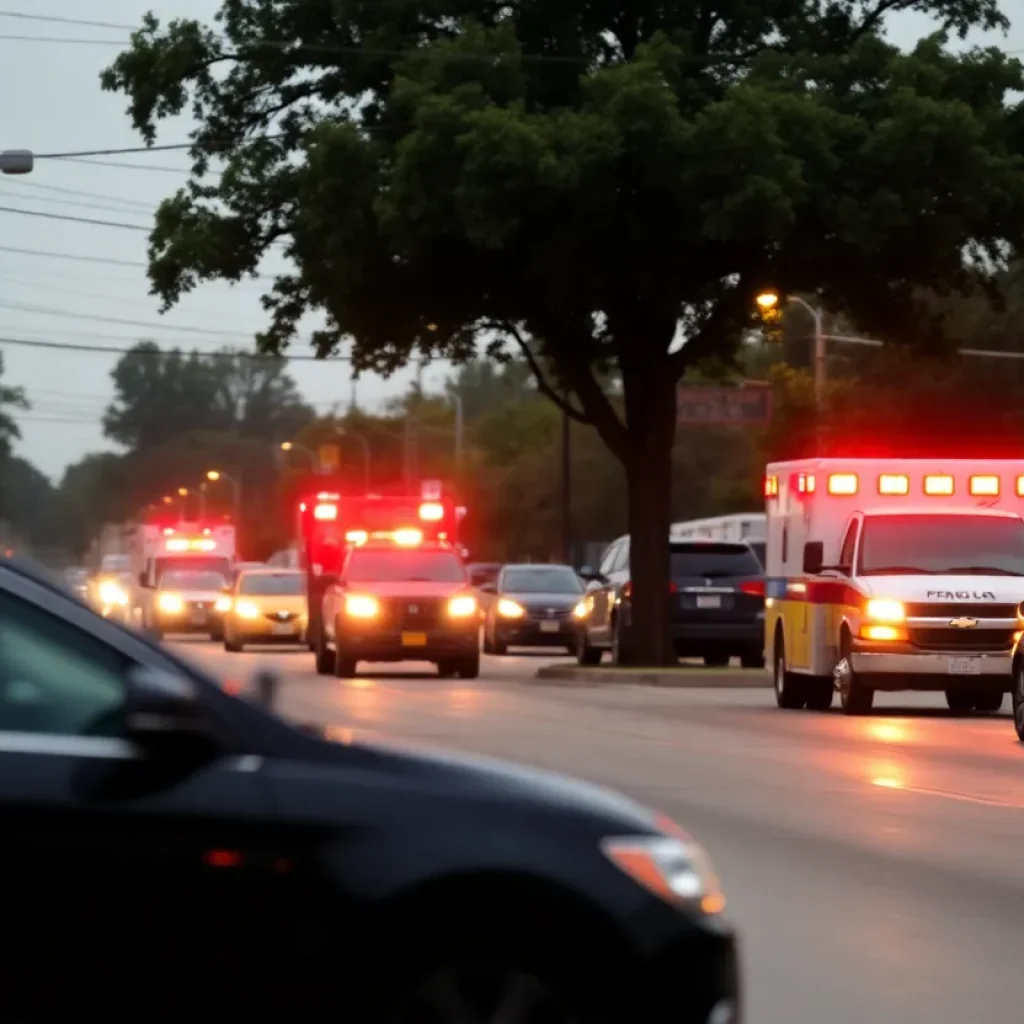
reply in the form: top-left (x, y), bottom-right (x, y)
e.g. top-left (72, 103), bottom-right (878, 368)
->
top-left (0, 567), bottom-right (291, 1021)
top-left (588, 540), bottom-right (623, 641)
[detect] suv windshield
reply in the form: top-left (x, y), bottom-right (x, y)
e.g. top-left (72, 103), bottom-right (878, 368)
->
top-left (859, 515), bottom-right (1024, 576)
top-left (345, 549), bottom-right (466, 583)
top-left (238, 572), bottom-right (303, 595)
top-left (670, 543), bottom-right (761, 578)
top-left (159, 571), bottom-right (226, 591)
top-left (501, 568), bottom-right (582, 593)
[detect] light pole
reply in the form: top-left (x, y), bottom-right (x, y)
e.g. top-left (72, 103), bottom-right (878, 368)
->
top-left (451, 394), bottom-right (464, 472)
top-left (0, 150), bottom-right (33, 175)
top-left (757, 292), bottom-right (825, 407)
top-left (279, 440), bottom-right (318, 469)
top-left (206, 469), bottom-right (241, 524)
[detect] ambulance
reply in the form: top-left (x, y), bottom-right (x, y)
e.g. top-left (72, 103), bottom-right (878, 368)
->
top-left (764, 459), bottom-right (1024, 715)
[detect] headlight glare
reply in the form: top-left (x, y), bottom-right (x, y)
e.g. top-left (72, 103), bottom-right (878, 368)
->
top-left (601, 835), bottom-right (725, 915)
top-left (235, 601), bottom-right (260, 619)
top-left (157, 593), bottom-right (184, 613)
top-left (345, 594), bottom-right (379, 618)
top-left (448, 594), bottom-right (477, 617)
top-left (497, 598), bottom-right (525, 618)
top-left (865, 598), bottom-right (904, 623)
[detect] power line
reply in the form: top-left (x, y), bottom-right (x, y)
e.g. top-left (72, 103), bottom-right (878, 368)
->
top-left (0, 11), bottom-right (135, 30)
top-left (0, 205), bottom-right (148, 231)
top-left (0, 334), bottom-right (347, 362)
top-left (58, 157), bottom-right (190, 173)
top-left (5, 178), bottom-right (158, 212)
top-left (0, 190), bottom-right (156, 218)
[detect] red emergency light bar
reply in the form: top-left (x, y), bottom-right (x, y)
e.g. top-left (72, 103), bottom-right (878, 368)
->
top-left (772, 469), bottom-right (1024, 498)
top-left (314, 502), bottom-right (338, 520)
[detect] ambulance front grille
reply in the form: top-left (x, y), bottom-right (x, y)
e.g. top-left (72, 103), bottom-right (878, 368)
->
top-left (908, 628), bottom-right (1015, 652)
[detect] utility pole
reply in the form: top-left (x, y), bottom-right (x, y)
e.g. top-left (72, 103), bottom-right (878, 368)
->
top-left (561, 396), bottom-right (572, 564)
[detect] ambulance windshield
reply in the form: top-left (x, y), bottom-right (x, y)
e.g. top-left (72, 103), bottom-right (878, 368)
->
top-left (859, 515), bottom-right (1024, 576)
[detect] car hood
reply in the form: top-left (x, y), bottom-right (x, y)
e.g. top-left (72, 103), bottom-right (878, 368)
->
top-left (503, 591), bottom-right (582, 609)
top-left (857, 576), bottom-right (1024, 603)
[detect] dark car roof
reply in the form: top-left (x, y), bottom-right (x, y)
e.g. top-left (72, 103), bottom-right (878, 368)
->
top-left (501, 563), bottom-right (576, 572)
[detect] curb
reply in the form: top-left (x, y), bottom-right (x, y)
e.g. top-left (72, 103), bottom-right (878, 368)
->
top-left (532, 665), bottom-right (773, 688)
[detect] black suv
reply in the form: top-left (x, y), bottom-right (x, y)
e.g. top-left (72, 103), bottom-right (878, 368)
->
top-left (578, 537), bottom-right (765, 667)
top-left (0, 555), bottom-right (740, 1022)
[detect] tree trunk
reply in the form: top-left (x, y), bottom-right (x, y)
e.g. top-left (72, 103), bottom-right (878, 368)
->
top-left (622, 368), bottom-right (677, 666)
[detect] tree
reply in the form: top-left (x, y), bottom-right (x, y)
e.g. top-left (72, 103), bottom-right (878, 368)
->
top-left (103, 342), bottom-right (313, 450)
top-left (103, 0), bottom-right (1024, 663)
top-left (0, 351), bottom-right (28, 487)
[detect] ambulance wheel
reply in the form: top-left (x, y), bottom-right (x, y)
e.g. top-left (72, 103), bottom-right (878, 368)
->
top-left (973, 688), bottom-right (1004, 714)
top-left (772, 637), bottom-right (807, 710)
top-left (944, 689), bottom-right (975, 714)
top-left (837, 633), bottom-right (873, 715)
top-left (1013, 659), bottom-right (1024, 740)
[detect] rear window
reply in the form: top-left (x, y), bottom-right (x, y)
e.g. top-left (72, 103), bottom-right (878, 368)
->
top-left (670, 543), bottom-right (761, 578)
top-left (238, 572), bottom-right (303, 595)
top-left (345, 549), bottom-right (466, 583)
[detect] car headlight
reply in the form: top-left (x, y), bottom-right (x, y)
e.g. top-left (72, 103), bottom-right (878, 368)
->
top-left (572, 600), bottom-right (588, 619)
top-left (448, 594), bottom-right (477, 617)
top-left (235, 601), bottom-right (260, 619)
top-left (214, 596), bottom-right (232, 612)
top-left (157, 593), bottom-right (184, 613)
top-left (99, 582), bottom-right (127, 605)
top-left (865, 598), bottom-right (904, 623)
top-left (345, 594), bottom-right (380, 618)
top-left (601, 835), bottom-right (725, 915)
top-left (497, 598), bottom-right (525, 618)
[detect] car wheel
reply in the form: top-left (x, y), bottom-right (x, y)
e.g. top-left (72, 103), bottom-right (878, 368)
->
top-left (973, 687), bottom-right (1004, 713)
top-left (457, 652), bottom-right (480, 679)
top-left (772, 635), bottom-right (807, 710)
top-left (224, 633), bottom-right (242, 653)
top-left (492, 633), bottom-right (508, 656)
top-left (314, 628), bottom-right (336, 675)
top-left (576, 628), bottom-right (602, 666)
top-left (1013, 659), bottom-right (1024, 741)
top-left (836, 633), bottom-right (873, 715)
top-left (610, 615), bottom-right (634, 666)
top-left (739, 648), bottom-right (765, 670)
top-left (945, 689), bottom-right (975, 714)
top-left (335, 650), bottom-right (358, 678)
top-left (481, 627), bottom-right (493, 654)
top-left (437, 660), bottom-right (457, 678)
top-left (361, 936), bottom-right (604, 1024)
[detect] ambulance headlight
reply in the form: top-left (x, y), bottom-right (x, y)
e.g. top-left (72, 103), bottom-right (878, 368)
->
top-left (865, 599), bottom-right (904, 623)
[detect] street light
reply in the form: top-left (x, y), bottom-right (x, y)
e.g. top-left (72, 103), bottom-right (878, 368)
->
top-left (279, 440), bottom-right (317, 468)
top-left (756, 291), bottom-right (825, 408)
top-left (0, 150), bottom-right (33, 175)
top-left (206, 469), bottom-right (241, 523)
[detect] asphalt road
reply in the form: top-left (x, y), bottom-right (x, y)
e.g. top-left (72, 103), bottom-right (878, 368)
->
top-left (172, 637), bottom-right (1024, 1024)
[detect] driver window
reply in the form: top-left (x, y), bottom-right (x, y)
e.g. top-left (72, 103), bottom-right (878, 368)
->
top-left (838, 521), bottom-right (859, 573)
top-left (0, 591), bottom-right (128, 737)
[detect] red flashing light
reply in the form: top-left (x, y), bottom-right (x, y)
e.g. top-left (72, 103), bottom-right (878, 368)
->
top-left (924, 474), bottom-right (954, 496)
top-left (795, 472), bottom-right (815, 494)
top-left (1017, 476), bottom-right (1024, 497)
top-left (203, 849), bottom-right (242, 869)
top-left (314, 503), bottom-right (337, 520)
top-left (878, 474), bottom-right (908, 495)
top-left (419, 501), bottom-right (444, 521)
top-left (764, 475), bottom-right (778, 497)
top-left (970, 475), bottom-right (999, 496)
top-left (827, 473), bottom-right (858, 495)
top-left (740, 580), bottom-right (764, 596)
top-left (622, 581), bottom-right (631, 599)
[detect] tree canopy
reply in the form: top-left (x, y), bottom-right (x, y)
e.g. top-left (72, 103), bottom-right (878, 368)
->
top-left (103, 0), bottom-right (1024, 662)
top-left (102, 342), bottom-right (314, 449)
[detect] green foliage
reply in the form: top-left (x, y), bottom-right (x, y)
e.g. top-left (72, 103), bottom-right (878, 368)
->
top-left (102, 342), bottom-right (314, 449)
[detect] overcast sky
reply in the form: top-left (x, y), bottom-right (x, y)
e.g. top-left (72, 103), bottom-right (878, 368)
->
top-left (2, 3), bottom-right (1021, 481)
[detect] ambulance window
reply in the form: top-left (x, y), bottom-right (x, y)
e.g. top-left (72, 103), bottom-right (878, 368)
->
top-left (838, 521), bottom-right (859, 572)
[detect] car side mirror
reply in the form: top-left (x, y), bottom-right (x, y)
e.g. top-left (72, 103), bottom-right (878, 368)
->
top-left (803, 541), bottom-right (824, 575)
top-left (124, 666), bottom-right (209, 749)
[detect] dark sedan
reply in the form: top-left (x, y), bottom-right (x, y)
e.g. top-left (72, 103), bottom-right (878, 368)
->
top-left (482, 563), bottom-right (586, 654)
top-left (0, 552), bottom-right (740, 1022)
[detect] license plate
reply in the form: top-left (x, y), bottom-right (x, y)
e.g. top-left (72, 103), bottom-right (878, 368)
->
top-left (539, 620), bottom-right (560, 633)
top-left (696, 595), bottom-right (721, 609)
top-left (402, 632), bottom-right (427, 647)
top-left (948, 657), bottom-right (982, 675)
top-left (271, 623), bottom-right (295, 635)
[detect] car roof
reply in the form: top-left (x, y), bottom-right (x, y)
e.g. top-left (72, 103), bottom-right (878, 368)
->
top-left (861, 507), bottom-right (1020, 518)
top-left (501, 563), bottom-right (575, 570)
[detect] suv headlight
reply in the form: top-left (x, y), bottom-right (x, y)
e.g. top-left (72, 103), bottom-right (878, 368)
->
top-left (601, 835), bottom-right (725, 914)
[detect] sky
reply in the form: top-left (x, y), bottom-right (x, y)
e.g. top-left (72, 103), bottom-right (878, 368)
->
top-left (2, 2), bottom-right (1022, 482)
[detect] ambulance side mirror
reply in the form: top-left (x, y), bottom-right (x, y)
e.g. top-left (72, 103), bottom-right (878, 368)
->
top-left (802, 542), bottom-right (824, 575)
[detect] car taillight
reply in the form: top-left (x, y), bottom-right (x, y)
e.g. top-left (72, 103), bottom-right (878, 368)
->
top-left (740, 580), bottom-right (764, 596)
top-left (622, 581), bottom-right (632, 598)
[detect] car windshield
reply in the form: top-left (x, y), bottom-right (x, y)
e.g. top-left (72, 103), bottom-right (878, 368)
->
top-left (345, 549), bottom-right (466, 583)
top-left (159, 571), bottom-right (226, 591)
top-left (501, 568), bottom-right (583, 593)
top-left (858, 515), bottom-right (1024, 576)
top-left (238, 572), bottom-right (303, 595)
top-left (669, 543), bottom-right (762, 578)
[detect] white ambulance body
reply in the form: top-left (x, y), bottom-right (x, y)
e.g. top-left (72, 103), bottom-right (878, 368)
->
top-left (764, 458), bottom-right (1024, 714)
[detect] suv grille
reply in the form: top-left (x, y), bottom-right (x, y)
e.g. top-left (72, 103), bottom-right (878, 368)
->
top-left (379, 597), bottom-right (446, 629)
top-left (904, 602), bottom-right (1017, 618)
